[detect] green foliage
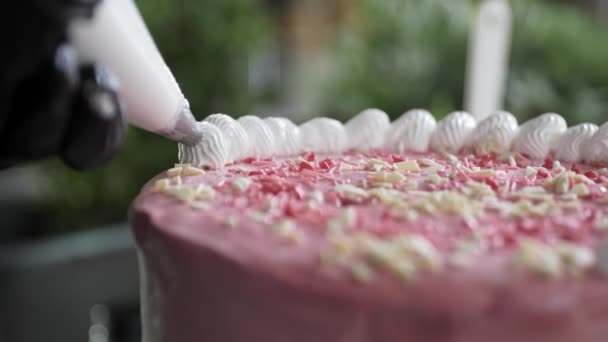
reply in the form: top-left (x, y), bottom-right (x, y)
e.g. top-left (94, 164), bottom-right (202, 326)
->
top-left (321, 0), bottom-right (608, 124)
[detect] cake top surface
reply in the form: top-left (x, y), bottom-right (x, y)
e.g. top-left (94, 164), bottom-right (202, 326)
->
top-left (139, 150), bottom-right (608, 291)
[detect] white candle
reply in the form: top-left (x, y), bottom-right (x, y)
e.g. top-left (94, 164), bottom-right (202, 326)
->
top-left (464, 0), bottom-right (512, 121)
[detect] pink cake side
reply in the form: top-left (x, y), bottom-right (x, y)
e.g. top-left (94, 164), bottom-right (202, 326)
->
top-left (131, 151), bottom-right (608, 342)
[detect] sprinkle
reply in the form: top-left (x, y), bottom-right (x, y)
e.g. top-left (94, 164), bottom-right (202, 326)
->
top-left (594, 215), bottom-right (608, 233)
top-left (553, 173), bottom-right (570, 194)
top-left (419, 158), bottom-right (444, 170)
top-left (182, 166), bottom-right (205, 176)
top-left (154, 178), bottom-right (170, 192)
top-left (385, 172), bottom-right (405, 184)
top-left (426, 174), bottom-right (442, 185)
top-left (596, 242), bottom-right (608, 276)
top-left (188, 201), bottom-right (210, 211)
top-left (569, 183), bottom-right (589, 197)
top-left (368, 158), bottom-right (390, 168)
top-left (525, 166), bottom-right (537, 177)
top-left (329, 235), bottom-right (354, 256)
top-left (394, 160), bottom-right (421, 172)
top-left (223, 215), bottom-right (238, 229)
top-left (404, 180), bottom-right (419, 190)
top-left (351, 262), bottom-right (374, 283)
top-left (231, 177), bottom-right (252, 192)
top-left (335, 184), bottom-right (369, 202)
top-left (552, 160), bottom-right (563, 172)
top-left (273, 218), bottom-right (295, 235)
top-left (166, 167), bottom-right (183, 177)
top-left (309, 190), bottom-right (324, 203)
top-left (508, 156), bottom-right (517, 167)
top-left (446, 154), bottom-right (459, 166)
top-left (472, 169), bottom-right (496, 177)
top-left (171, 175), bottom-right (182, 186)
top-left (250, 211), bottom-right (268, 223)
top-left (339, 163), bottom-right (355, 171)
top-left (368, 188), bottom-right (401, 205)
top-left (386, 258), bottom-right (417, 281)
top-left (515, 239), bottom-right (562, 277)
top-left (555, 242), bottom-right (595, 275)
top-left (463, 181), bottom-right (494, 198)
top-left (394, 235), bottom-right (442, 271)
top-left (327, 207), bottom-right (357, 233)
top-left (194, 184), bottom-right (215, 200)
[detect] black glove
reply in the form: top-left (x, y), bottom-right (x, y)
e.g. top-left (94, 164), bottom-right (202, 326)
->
top-left (0, 0), bottom-right (125, 171)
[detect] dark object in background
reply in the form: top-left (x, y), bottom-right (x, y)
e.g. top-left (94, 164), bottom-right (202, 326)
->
top-left (0, 224), bottom-right (140, 342)
top-left (0, 0), bottom-right (124, 171)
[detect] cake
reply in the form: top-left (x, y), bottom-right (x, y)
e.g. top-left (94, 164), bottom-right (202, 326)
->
top-left (130, 109), bottom-right (608, 342)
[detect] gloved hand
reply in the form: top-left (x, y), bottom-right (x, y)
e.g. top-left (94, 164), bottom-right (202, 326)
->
top-left (0, 0), bottom-right (125, 171)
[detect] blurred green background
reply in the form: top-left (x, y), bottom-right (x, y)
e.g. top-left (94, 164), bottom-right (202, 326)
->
top-left (6, 0), bottom-right (608, 238)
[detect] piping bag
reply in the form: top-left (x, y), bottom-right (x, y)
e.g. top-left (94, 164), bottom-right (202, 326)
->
top-left (68, 0), bottom-right (202, 146)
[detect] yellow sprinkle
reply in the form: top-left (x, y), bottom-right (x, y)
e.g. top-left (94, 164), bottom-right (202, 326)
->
top-left (394, 160), bottom-right (421, 172)
top-left (351, 262), bottom-right (374, 283)
top-left (182, 166), bottom-right (205, 176)
top-left (394, 235), bottom-right (442, 271)
top-left (472, 169), bottom-right (496, 177)
top-left (188, 201), bottom-right (210, 211)
top-left (426, 174), bottom-right (442, 184)
top-left (339, 163), bottom-right (356, 171)
top-left (515, 239), bottom-right (562, 277)
top-left (367, 158), bottom-right (390, 168)
top-left (553, 173), bottom-right (570, 194)
top-left (154, 178), bottom-right (170, 192)
top-left (166, 167), bottom-right (183, 177)
top-left (419, 158), bottom-right (444, 170)
top-left (223, 216), bottom-right (238, 229)
top-left (335, 184), bottom-right (369, 202)
top-left (555, 242), bottom-right (595, 275)
top-left (329, 236), bottom-right (354, 256)
top-left (569, 183), bottom-right (589, 197)
top-left (525, 166), bottom-right (537, 177)
top-left (327, 207), bottom-right (357, 233)
top-left (231, 177), bottom-right (252, 192)
top-left (194, 184), bottom-right (215, 200)
top-left (552, 160), bottom-right (563, 172)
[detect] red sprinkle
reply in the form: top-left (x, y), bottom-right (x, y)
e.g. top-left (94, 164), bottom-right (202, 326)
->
top-left (584, 170), bottom-right (598, 180)
top-left (319, 159), bottom-right (336, 170)
top-left (543, 157), bottom-right (554, 169)
top-left (479, 153), bottom-right (495, 167)
top-left (302, 152), bottom-right (316, 162)
top-left (299, 161), bottom-right (315, 171)
top-left (537, 168), bottom-right (550, 178)
top-left (571, 163), bottom-right (582, 174)
top-left (390, 154), bottom-right (406, 162)
top-left (484, 177), bottom-right (500, 191)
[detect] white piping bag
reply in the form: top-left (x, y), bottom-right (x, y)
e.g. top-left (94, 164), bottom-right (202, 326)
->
top-left (68, 0), bottom-right (202, 145)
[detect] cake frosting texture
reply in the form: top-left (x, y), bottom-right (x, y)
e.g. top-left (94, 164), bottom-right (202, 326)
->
top-left (178, 109), bottom-right (608, 169)
top-left (132, 147), bottom-right (608, 342)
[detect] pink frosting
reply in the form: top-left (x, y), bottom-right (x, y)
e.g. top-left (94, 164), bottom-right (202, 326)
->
top-left (131, 151), bottom-right (608, 342)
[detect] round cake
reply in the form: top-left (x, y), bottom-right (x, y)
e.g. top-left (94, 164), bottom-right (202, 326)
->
top-left (131, 109), bottom-right (608, 342)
